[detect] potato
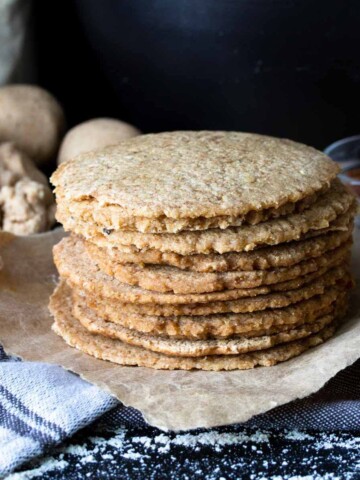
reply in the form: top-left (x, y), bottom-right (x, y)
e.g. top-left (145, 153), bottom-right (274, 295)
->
top-left (57, 118), bottom-right (140, 164)
top-left (0, 84), bottom-right (65, 165)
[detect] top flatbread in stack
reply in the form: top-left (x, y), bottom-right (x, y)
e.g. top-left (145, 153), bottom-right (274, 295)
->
top-left (49, 131), bottom-right (356, 371)
top-left (52, 131), bottom-right (339, 234)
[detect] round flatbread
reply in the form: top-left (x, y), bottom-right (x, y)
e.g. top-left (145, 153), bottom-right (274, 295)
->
top-left (80, 266), bottom-right (352, 318)
top-left (73, 295), bottom-right (342, 358)
top-left (73, 303), bottom-right (342, 357)
top-left (51, 131), bottom-right (339, 233)
top-left (72, 181), bottom-right (355, 255)
top-left (56, 186), bottom-right (324, 235)
top-left (50, 284), bottom-right (341, 371)
top-left (53, 236), bottom-right (350, 305)
top-left (83, 235), bottom-right (351, 294)
top-left (72, 282), bottom-right (347, 339)
top-left (85, 227), bottom-right (352, 273)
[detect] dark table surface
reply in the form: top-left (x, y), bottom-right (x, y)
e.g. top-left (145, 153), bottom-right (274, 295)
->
top-left (12, 418), bottom-right (360, 479)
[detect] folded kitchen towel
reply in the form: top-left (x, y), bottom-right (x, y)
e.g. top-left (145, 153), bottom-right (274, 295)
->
top-left (0, 345), bottom-right (359, 477)
top-left (0, 347), bottom-right (118, 476)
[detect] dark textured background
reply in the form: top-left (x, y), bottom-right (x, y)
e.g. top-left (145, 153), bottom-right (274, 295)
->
top-left (33, 0), bottom-right (360, 149)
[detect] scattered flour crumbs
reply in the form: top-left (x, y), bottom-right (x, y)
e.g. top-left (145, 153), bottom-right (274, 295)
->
top-left (7, 429), bottom-right (360, 480)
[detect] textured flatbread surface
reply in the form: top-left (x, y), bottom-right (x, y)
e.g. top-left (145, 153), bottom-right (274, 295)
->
top-left (72, 281), bottom-right (348, 339)
top-left (50, 283), bottom-right (341, 371)
top-left (54, 236), bottom-right (350, 305)
top-left (73, 181), bottom-right (355, 255)
top-left (85, 226), bottom-right (352, 273)
top-left (51, 131), bottom-right (339, 233)
top-left (55, 187), bottom-right (324, 235)
top-left (73, 296), bottom-right (343, 357)
top-left (83, 235), bottom-right (351, 294)
top-left (81, 205), bottom-right (355, 255)
top-left (73, 282), bottom-right (350, 339)
top-left (80, 266), bottom-right (352, 317)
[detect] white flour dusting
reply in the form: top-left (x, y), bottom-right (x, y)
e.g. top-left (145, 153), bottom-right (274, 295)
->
top-left (7, 458), bottom-right (68, 479)
top-left (285, 430), bottom-right (314, 441)
top-left (8, 427), bottom-right (360, 480)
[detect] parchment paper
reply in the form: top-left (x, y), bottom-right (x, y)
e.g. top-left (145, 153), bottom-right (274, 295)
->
top-left (0, 227), bottom-right (359, 432)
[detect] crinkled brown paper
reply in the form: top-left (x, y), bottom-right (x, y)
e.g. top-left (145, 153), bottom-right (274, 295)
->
top-left (0, 227), bottom-right (359, 431)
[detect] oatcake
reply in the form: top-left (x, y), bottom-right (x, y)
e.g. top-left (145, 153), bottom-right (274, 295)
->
top-left (79, 266), bottom-right (352, 317)
top-left (56, 186), bottom-right (325, 235)
top-left (70, 181), bottom-right (355, 255)
top-left (73, 303), bottom-right (342, 357)
top-left (83, 236), bottom-right (351, 294)
top-left (50, 283), bottom-right (341, 371)
top-left (80, 204), bottom-right (355, 256)
top-left (84, 226), bottom-right (352, 273)
top-left (71, 282), bottom-right (347, 339)
top-left (51, 131), bottom-right (339, 234)
top-left (54, 235), bottom-right (350, 305)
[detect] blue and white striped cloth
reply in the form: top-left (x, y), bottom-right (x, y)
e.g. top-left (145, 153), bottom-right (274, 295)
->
top-left (0, 344), bottom-right (359, 476)
top-left (0, 347), bottom-right (117, 476)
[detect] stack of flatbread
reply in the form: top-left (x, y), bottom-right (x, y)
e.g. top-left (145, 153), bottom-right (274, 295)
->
top-left (49, 131), bottom-right (356, 370)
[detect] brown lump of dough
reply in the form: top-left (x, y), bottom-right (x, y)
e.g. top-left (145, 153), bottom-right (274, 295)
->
top-left (0, 143), bottom-right (55, 234)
